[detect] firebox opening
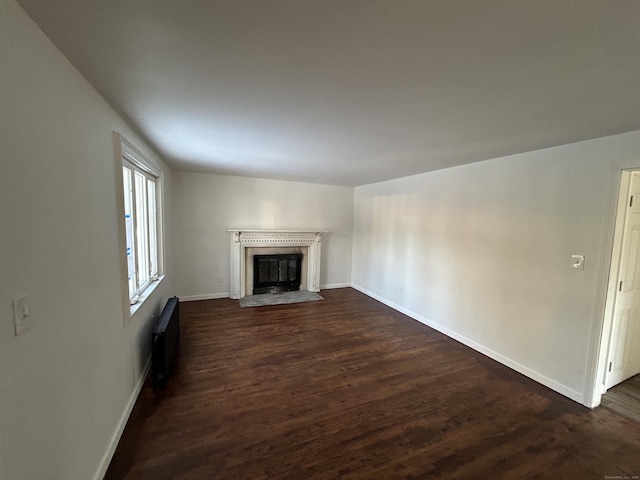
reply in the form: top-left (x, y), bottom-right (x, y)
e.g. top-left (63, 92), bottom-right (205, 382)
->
top-left (253, 254), bottom-right (303, 295)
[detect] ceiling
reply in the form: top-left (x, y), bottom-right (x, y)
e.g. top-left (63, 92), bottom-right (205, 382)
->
top-left (16, 0), bottom-right (640, 186)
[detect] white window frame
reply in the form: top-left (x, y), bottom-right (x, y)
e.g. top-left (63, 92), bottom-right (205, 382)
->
top-left (114, 133), bottom-right (165, 320)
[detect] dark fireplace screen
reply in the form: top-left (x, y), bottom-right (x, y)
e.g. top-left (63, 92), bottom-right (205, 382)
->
top-left (253, 254), bottom-right (303, 294)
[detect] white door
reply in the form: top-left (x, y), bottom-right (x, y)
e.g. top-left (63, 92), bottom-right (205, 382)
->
top-left (606, 171), bottom-right (640, 389)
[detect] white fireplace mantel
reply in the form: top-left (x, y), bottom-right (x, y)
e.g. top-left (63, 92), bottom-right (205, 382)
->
top-left (228, 230), bottom-right (325, 299)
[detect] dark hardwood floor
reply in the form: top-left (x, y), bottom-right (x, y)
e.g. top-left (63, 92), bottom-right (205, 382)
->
top-left (106, 288), bottom-right (640, 480)
top-left (601, 374), bottom-right (640, 424)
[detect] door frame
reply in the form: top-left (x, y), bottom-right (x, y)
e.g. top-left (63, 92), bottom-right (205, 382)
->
top-left (601, 170), bottom-right (635, 390)
top-left (586, 162), bottom-right (640, 408)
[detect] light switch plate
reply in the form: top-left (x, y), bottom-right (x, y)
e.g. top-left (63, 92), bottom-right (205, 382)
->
top-left (571, 255), bottom-right (585, 270)
top-left (12, 295), bottom-right (31, 336)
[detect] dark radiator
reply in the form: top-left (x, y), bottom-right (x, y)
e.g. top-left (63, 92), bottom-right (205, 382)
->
top-left (151, 296), bottom-right (180, 389)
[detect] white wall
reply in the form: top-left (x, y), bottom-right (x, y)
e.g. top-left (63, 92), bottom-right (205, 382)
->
top-left (0, 1), bottom-right (173, 479)
top-left (173, 172), bottom-right (353, 299)
top-left (352, 131), bottom-right (640, 405)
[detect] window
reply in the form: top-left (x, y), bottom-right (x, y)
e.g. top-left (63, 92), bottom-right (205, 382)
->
top-left (116, 134), bottom-right (163, 308)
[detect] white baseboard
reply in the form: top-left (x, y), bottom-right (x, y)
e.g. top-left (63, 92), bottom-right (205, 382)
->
top-left (93, 356), bottom-right (151, 480)
top-left (179, 292), bottom-right (230, 302)
top-left (351, 283), bottom-right (585, 405)
top-left (320, 283), bottom-right (351, 290)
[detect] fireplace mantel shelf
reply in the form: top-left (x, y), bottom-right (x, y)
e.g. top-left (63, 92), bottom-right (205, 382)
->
top-left (228, 229), bottom-right (327, 233)
top-left (229, 229), bottom-right (326, 299)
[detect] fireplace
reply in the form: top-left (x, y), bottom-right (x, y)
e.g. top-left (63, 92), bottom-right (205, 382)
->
top-left (228, 230), bottom-right (325, 299)
top-left (253, 254), bottom-right (303, 294)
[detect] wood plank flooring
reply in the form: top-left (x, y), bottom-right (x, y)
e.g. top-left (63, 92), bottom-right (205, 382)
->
top-left (601, 375), bottom-right (640, 424)
top-left (106, 288), bottom-right (640, 480)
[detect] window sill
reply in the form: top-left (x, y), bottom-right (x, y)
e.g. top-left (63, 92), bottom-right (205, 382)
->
top-left (130, 276), bottom-right (166, 318)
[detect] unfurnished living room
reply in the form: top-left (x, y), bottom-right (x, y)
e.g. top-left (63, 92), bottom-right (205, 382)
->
top-left (2, 1), bottom-right (640, 479)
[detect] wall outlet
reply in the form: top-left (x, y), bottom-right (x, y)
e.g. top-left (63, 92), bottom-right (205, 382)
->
top-left (571, 254), bottom-right (585, 270)
top-left (12, 294), bottom-right (31, 336)
top-left (216, 274), bottom-right (222, 282)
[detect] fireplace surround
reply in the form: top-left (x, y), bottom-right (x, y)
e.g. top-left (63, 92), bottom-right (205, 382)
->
top-left (228, 230), bottom-right (325, 299)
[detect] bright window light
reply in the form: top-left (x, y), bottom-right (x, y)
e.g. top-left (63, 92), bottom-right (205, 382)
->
top-left (122, 159), bottom-right (160, 303)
